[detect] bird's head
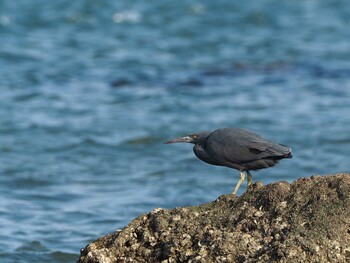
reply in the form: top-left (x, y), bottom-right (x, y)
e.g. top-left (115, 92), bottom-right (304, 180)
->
top-left (165, 131), bottom-right (210, 145)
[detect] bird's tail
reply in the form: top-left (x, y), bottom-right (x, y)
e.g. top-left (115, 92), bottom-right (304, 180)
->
top-left (284, 152), bottom-right (293, 158)
top-left (267, 143), bottom-right (292, 159)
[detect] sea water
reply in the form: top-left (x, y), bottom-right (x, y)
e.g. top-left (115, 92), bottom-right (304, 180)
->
top-left (1, 1), bottom-right (350, 262)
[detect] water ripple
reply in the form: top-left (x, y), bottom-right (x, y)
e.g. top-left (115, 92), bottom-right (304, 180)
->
top-left (1, 1), bottom-right (350, 262)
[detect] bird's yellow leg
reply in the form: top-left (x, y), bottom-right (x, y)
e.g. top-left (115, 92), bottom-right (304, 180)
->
top-left (232, 171), bottom-right (246, 195)
top-left (247, 171), bottom-right (253, 187)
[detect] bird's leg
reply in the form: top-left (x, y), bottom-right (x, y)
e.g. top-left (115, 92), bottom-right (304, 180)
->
top-left (247, 171), bottom-right (253, 187)
top-left (232, 171), bottom-right (246, 195)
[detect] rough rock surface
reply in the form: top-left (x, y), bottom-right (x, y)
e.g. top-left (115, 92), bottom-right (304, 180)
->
top-left (78, 173), bottom-right (350, 263)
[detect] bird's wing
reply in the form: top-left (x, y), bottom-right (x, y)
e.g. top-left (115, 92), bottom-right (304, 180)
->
top-left (205, 128), bottom-right (289, 165)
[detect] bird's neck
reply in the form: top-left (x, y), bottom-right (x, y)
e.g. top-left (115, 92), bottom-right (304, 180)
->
top-left (193, 143), bottom-right (218, 165)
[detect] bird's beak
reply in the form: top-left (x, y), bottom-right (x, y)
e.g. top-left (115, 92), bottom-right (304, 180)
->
top-left (164, 136), bottom-right (193, 144)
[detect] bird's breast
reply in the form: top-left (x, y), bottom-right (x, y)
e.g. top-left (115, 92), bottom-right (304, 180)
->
top-left (193, 144), bottom-right (222, 166)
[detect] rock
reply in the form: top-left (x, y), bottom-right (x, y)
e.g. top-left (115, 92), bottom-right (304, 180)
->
top-left (78, 173), bottom-right (350, 263)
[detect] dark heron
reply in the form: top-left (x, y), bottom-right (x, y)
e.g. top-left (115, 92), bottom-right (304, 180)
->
top-left (165, 128), bottom-right (292, 194)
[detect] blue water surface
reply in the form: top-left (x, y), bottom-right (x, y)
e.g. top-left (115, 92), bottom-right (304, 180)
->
top-left (1, 1), bottom-right (350, 262)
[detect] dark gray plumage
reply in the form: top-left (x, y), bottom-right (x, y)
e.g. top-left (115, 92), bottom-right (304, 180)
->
top-left (165, 128), bottom-right (292, 194)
